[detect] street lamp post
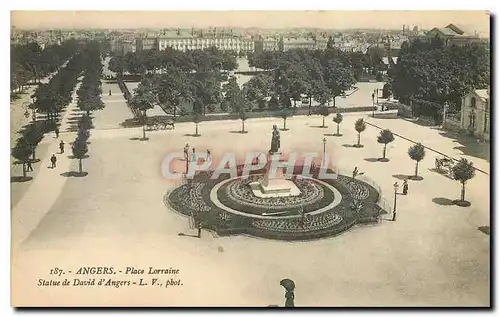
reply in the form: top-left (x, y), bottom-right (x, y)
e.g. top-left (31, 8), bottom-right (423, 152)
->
top-left (392, 182), bottom-right (399, 221)
top-left (322, 137), bottom-right (326, 157)
top-left (372, 92), bottom-right (375, 117)
top-left (31, 97), bottom-right (36, 122)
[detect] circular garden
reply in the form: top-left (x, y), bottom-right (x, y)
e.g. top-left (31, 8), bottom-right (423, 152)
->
top-left (165, 165), bottom-right (388, 241)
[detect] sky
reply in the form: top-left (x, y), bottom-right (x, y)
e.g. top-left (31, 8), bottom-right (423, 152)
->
top-left (11, 11), bottom-right (490, 36)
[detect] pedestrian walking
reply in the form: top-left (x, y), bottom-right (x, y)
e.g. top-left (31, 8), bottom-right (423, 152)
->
top-left (26, 160), bottom-right (33, 172)
top-left (191, 148), bottom-right (196, 164)
top-left (206, 149), bottom-right (211, 161)
top-left (59, 141), bottom-right (65, 154)
top-left (55, 128), bottom-right (59, 139)
top-left (109, 89), bottom-right (112, 96)
top-left (50, 154), bottom-right (57, 168)
top-left (352, 166), bottom-right (359, 179)
top-left (184, 143), bottom-right (189, 161)
top-left (402, 179), bottom-right (409, 195)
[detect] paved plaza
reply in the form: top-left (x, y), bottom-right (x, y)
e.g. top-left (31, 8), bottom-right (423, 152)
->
top-left (11, 87), bottom-right (490, 306)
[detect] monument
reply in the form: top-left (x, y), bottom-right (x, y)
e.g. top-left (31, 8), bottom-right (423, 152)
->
top-left (249, 125), bottom-right (301, 197)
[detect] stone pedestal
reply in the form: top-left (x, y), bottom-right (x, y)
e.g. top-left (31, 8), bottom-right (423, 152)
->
top-left (249, 154), bottom-right (301, 198)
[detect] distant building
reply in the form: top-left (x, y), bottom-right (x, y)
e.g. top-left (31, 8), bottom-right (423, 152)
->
top-left (262, 38), bottom-right (280, 51)
top-left (136, 37), bottom-right (158, 51)
top-left (460, 89), bottom-right (490, 141)
top-left (425, 23), bottom-right (481, 46)
top-left (155, 31), bottom-right (254, 53)
top-left (282, 38), bottom-right (316, 51)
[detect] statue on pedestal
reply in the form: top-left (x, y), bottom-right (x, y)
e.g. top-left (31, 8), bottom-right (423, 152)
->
top-left (270, 124), bottom-right (281, 154)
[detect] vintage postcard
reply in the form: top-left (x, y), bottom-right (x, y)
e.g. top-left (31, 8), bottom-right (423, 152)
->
top-left (10, 10), bottom-right (490, 307)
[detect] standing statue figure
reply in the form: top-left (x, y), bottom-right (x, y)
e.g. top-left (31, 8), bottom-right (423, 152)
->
top-left (270, 124), bottom-right (281, 154)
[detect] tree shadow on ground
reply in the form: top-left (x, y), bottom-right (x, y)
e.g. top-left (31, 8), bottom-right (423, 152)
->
top-left (67, 155), bottom-right (90, 159)
top-left (478, 226), bottom-right (490, 235)
top-left (364, 158), bottom-right (382, 162)
top-left (439, 131), bottom-right (490, 162)
top-left (392, 174), bottom-right (410, 180)
top-left (428, 168), bottom-right (454, 180)
top-left (13, 158), bottom-right (41, 165)
top-left (453, 199), bottom-right (471, 207)
top-left (279, 128), bottom-right (290, 131)
top-left (432, 197), bottom-right (455, 206)
top-left (229, 130), bottom-right (249, 134)
top-left (184, 134), bottom-right (202, 137)
top-left (129, 137), bottom-right (150, 141)
top-left (404, 117), bottom-right (438, 128)
top-left (342, 144), bottom-right (354, 148)
top-left (310, 125), bottom-right (328, 129)
top-left (408, 175), bottom-right (424, 181)
top-left (11, 176), bottom-right (33, 183)
top-left (177, 232), bottom-right (199, 238)
top-left (60, 171), bottom-right (89, 178)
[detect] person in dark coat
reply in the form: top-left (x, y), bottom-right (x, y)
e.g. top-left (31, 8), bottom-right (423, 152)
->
top-left (55, 128), bottom-right (59, 138)
top-left (50, 154), bottom-right (57, 168)
top-left (26, 159), bottom-right (33, 172)
top-left (402, 179), bottom-right (409, 195)
top-left (352, 166), bottom-right (359, 179)
top-left (59, 141), bottom-right (65, 154)
top-left (280, 279), bottom-right (295, 307)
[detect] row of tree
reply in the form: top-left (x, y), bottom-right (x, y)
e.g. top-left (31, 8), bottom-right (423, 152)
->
top-left (324, 115), bottom-right (476, 206)
top-left (31, 52), bottom-right (85, 124)
top-left (11, 39), bottom-right (80, 93)
top-left (77, 44), bottom-right (105, 117)
top-left (11, 49), bottom-right (86, 179)
top-left (71, 115), bottom-right (91, 175)
top-left (243, 47), bottom-right (356, 112)
top-left (389, 38), bottom-right (490, 116)
top-left (108, 47), bottom-right (238, 75)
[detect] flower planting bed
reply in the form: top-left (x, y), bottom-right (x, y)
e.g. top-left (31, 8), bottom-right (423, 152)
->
top-left (165, 166), bottom-right (387, 241)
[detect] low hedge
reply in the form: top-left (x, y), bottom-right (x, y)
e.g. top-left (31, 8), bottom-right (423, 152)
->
top-left (127, 105), bottom-right (378, 126)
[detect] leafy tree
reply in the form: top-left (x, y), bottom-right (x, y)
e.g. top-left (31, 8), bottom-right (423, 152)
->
top-left (108, 54), bottom-right (125, 76)
top-left (382, 83), bottom-right (392, 99)
top-left (408, 143), bottom-right (426, 178)
top-left (354, 118), bottom-right (366, 147)
top-left (390, 40), bottom-right (489, 113)
top-left (23, 124), bottom-right (44, 161)
top-left (192, 112), bottom-right (202, 136)
top-left (238, 107), bottom-right (248, 133)
top-left (12, 139), bottom-right (33, 179)
top-left (268, 95), bottom-right (280, 110)
top-left (279, 108), bottom-right (294, 131)
top-left (155, 70), bottom-right (192, 119)
top-left (72, 137), bottom-right (89, 175)
top-left (451, 158), bottom-right (476, 204)
top-left (130, 82), bottom-right (156, 140)
top-left (377, 129), bottom-right (395, 160)
top-left (222, 76), bottom-right (242, 113)
top-left (321, 52), bottom-right (355, 107)
top-left (332, 112), bottom-right (343, 136)
top-left (317, 106), bottom-right (329, 128)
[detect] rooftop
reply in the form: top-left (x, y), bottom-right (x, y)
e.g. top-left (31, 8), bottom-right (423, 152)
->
top-left (475, 89), bottom-right (489, 101)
